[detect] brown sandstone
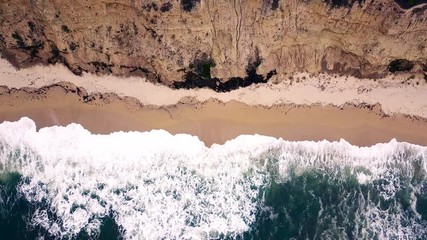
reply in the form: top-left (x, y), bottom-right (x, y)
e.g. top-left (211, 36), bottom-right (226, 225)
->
top-left (0, 0), bottom-right (426, 86)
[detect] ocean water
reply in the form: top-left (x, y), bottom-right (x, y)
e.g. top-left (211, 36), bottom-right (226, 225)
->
top-left (0, 117), bottom-right (426, 240)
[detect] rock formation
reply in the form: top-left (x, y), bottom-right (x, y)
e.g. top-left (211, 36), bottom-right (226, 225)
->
top-left (0, 0), bottom-right (426, 90)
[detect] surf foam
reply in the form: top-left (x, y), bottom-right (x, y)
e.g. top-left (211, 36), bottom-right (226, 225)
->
top-left (0, 117), bottom-right (426, 239)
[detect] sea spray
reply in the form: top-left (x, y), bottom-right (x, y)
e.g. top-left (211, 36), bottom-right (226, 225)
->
top-left (0, 117), bottom-right (426, 239)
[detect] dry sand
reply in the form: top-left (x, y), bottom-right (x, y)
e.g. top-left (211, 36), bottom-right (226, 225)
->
top-left (1, 58), bottom-right (427, 146)
top-left (1, 58), bottom-right (427, 117)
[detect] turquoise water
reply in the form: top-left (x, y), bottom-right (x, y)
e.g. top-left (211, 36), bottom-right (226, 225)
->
top-left (0, 118), bottom-right (426, 239)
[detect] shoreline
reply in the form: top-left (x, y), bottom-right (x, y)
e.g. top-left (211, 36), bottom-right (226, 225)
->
top-left (1, 58), bottom-right (427, 147)
top-left (1, 83), bottom-right (427, 147)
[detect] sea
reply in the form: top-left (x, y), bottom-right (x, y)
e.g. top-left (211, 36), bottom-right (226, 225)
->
top-left (0, 117), bottom-right (426, 239)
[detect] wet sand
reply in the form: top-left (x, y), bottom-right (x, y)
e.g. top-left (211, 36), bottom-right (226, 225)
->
top-left (1, 83), bottom-right (427, 147)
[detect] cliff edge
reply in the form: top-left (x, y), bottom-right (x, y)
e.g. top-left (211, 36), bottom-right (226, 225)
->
top-left (1, 0), bottom-right (426, 90)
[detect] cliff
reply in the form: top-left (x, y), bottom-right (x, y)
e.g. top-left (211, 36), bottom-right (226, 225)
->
top-left (0, 0), bottom-right (426, 91)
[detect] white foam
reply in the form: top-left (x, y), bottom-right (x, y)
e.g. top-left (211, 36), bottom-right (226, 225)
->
top-left (0, 117), bottom-right (426, 239)
top-left (357, 172), bottom-right (371, 184)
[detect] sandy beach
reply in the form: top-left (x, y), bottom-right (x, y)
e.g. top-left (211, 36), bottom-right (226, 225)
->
top-left (1, 58), bottom-right (427, 146)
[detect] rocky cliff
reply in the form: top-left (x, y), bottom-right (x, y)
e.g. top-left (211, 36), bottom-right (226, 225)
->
top-left (0, 0), bottom-right (426, 91)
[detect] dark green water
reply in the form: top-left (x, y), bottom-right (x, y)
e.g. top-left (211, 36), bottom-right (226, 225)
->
top-left (247, 170), bottom-right (427, 239)
top-left (1, 160), bottom-right (426, 240)
top-left (0, 173), bottom-right (122, 240)
top-left (1, 118), bottom-right (427, 239)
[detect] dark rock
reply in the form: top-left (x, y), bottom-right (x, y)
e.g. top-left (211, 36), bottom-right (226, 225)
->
top-left (48, 43), bottom-right (61, 64)
top-left (394, 0), bottom-right (427, 9)
top-left (388, 59), bottom-right (415, 73)
top-left (160, 2), bottom-right (173, 12)
top-left (173, 69), bottom-right (277, 92)
top-left (181, 0), bottom-right (200, 12)
top-left (89, 61), bottom-right (113, 74)
top-left (61, 25), bottom-right (70, 33)
top-left (174, 54), bottom-right (277, 92)
top-left (11, 32), bottom-right (25, 48)
top-left (323, 0), bottom-right (365, 8)
top-left (271, 0), bottom-right (280, 10)
top-left (27, 21), bottom-right (36, 32)
top-left (69, 42), bottom-right (78, 51)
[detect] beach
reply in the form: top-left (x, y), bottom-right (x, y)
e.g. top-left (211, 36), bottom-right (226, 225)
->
top-left (1, 0), bottom-right (427, 238)
top-left (2, 59), bottom-right (427, 239)
top-left (1, 58), bottom-right (427, 147)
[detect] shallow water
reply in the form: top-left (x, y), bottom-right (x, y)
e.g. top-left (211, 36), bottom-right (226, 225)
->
top-left (0, 117), bottom-right (426, 239)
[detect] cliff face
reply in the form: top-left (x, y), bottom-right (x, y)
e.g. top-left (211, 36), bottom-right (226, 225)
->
top-left (0, 0), bottom-right (426, 89)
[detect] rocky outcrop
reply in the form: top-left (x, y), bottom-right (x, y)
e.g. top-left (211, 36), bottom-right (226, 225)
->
top-left (0, 0), bottom-right (426, 89)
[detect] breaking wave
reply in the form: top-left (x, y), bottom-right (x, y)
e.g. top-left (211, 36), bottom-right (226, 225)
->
top-left (0, 117), bottom-right (426, 239)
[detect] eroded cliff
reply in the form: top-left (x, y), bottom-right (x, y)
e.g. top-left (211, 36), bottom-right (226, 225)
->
top-left (0, 0), bottom-right (426, 90)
